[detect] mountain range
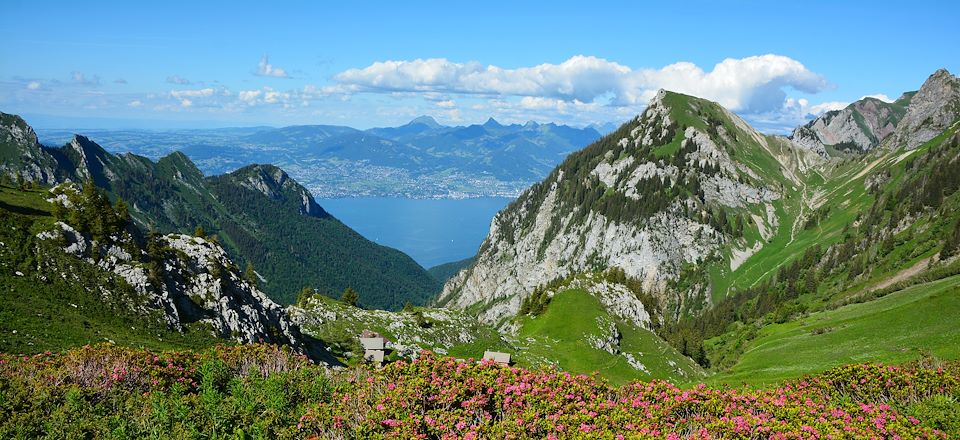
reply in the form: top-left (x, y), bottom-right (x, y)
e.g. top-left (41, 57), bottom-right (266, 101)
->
top-left (2, 68), bottom-right (959, 388)
top-left (35, 116), bottom-right (603, 198)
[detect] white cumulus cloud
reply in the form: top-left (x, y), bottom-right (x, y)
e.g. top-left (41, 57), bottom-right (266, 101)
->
top-left (256, 55), bottom-right (289, 78)
top-left (239, 90), bottom-right (262, 104)
top-left (331, 54), bottom-right (830, 114)
top-left (169, 88), bottom-right (215, 99)
top-left (860, 93), bottom-right (894, 103)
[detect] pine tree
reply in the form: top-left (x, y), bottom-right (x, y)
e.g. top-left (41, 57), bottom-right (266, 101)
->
top-left (848, 257), bottom-right (864, 280)
top-left (942, 219), bottom-right (960, 259)
top-left (804, 269), bottom-right (817, 294)
top-left (146, 227), bottom-right (164, 287)
top-left (194, 225), bottom-right (206, 239)
top-left (244, 262), bottom-right (258, 287)
top-left (341, 287), bottom-right (359, 307)
top-left (296, 287), bottom-right (314, 306)
top-left (695, 343), bottom-right (710, 368)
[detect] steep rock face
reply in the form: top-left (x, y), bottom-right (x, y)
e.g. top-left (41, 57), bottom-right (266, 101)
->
top-left (0, 112), bottom-right (59, 184)
top-left (790, 94), bottom-right (913, 156)
top-left (438, 90), bottom-right (802, 327)
top-left (893, 69), bottom-right (960, 150)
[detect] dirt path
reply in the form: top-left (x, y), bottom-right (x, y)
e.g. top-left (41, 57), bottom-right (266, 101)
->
top-left (869, 256), bottom-right (934, 292)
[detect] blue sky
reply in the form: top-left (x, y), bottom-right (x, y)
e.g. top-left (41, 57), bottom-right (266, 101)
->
top-left (1, 1), bottom-right (957, 132)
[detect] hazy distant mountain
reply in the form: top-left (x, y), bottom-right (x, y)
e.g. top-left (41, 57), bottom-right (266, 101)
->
top-left (36, 117), bottom-right (602, 198)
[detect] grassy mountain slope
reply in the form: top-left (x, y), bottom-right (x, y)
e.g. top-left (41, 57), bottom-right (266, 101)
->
top-left (660, 77), bottom-right (960, 380)
top-left (441, 70), bottom-right (960, 386)
top-left (709, 274), bottom-right (960, 387)
top-left (290, 286), bottom-right (699, 384)
top-left (514, 288), bottom-right (702, 385)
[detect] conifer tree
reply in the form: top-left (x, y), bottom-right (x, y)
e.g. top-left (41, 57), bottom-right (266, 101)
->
top-left (297, 287), bottom-right (313, 306)
top-left (244, 262), bottom-right (258, 287)
top-left (341, 287), bottom-right (359, 307)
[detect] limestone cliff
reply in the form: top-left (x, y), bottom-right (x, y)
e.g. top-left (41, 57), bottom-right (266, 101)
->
top-left (437, 90), bottom-right (816, 328)
top-left (891, 69), bottom-right (960, 150)
top-left (790, 94), bottom-right (913, 156)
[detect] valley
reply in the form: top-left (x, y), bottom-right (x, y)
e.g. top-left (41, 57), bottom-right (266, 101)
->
top-left (2, 32), bottom-right (959, 436)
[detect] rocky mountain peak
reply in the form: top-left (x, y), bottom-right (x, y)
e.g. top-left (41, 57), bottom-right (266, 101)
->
top-left (0, 112), bottom-right (60, 184)
top-left (229, 164), bottom-right (327, 217)
top-left (234, 164), bottom-right (291, 200)
top-left (892, 68), bottom-right (960, 149)
top-left (789, 93), bottom-right (912, 156)
top-left (0, 112), bottom-right (38, 148)
top-left (483, 117), bottom-right (503, 128)
top-left (408, 115), bottom-right (441, 128)
top-left (156, 151), bottom-right (205, 185)
top-left (437, 90), bottom-right (804, 328)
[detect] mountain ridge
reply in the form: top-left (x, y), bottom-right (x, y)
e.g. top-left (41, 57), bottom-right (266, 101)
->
top-left (0, 115), bottom-right (441, 309)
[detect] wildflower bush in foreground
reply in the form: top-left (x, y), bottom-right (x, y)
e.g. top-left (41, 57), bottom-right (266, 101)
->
top-left (1, 344), bottom-right (958, 439)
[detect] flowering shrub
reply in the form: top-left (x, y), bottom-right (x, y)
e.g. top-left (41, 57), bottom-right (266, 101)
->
top-left (298, 354), bottom-right (959, 439)
top-left (1, 344), bottom-right (957, 439)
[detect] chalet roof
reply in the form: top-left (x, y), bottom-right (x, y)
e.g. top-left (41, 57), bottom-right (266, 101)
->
top-left (360, 337), bottom-right (385, 350)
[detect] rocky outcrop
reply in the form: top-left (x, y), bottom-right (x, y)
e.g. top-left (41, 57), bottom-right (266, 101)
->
top-left (289, 296), bottom-right (508, 359)
top-left (790, 94), bottom-right (912, 156)
top-left (892, 69), bottom-right (960, 150)
top-left (35, 190), bottom-right (334, 364)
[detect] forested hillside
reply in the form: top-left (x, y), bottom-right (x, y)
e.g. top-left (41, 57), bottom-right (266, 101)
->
top-left (0, 113), bottom-right (440, 309)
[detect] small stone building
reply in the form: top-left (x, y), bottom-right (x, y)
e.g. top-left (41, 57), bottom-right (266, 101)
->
top-left (482, 351), bottom-right (511, 366)
top-left (359, 330), bottom-right (389, 366)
